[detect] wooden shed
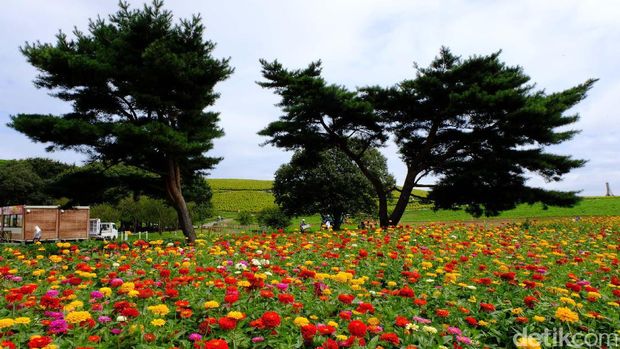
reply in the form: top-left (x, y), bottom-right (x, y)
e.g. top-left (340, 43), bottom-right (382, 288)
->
top-left (0, 205), bottom-right (89, 242)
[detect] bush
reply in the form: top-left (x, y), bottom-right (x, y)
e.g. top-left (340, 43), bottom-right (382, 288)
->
top-left (256, 207), bottom-right (291, 229)
top-left (237, 210), bottom-right (254, 226)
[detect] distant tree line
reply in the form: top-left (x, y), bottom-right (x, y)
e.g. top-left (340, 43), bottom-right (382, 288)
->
top-left (0, 158), bottom-right (214, 232)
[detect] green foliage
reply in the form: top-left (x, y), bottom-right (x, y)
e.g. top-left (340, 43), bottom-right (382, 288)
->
top-left (256, 207), bottom-right (291, 229)
top-left (236, 211), bottom-right (254, 225)
top-left (90, 203), bottom-right (121, 223)
top-left (273, 148), bottom-right (393, 230)
top-left (0, 158), bottom-right (71, 205)
top-left (258, 47), bottom-right (595, 225)
top-left (9, 0), bottom-right (232, 241)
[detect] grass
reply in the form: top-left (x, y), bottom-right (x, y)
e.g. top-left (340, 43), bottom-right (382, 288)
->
top-left (207, 178), bottom-right (620, 227)
top-left (207, 178), bottom-right (275, 214)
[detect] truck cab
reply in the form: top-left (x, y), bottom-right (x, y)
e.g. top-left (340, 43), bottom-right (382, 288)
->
top-left (89, 219), bottom-right (118, 240)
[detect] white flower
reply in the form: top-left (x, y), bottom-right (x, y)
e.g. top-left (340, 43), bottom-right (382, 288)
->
top-left (251, 259), bottom-right (261, 266)
top-left (234, 263), bottom-right (247, 270)
top-left (422, 326), bottom-right (438, 334)
top-left (405, 323), bottom-right (419, 331)
top-left (116, 316), bottom-right (127, 322)
top-left (255, 250), bottom-right (263, 255)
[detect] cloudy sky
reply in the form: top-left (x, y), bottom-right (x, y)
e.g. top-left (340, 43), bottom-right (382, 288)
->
top-left (1, 0), bottom-right (619, 196)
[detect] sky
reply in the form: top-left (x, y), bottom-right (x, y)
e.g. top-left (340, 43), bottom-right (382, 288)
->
top-left (1, 0), bottom-right (619, 196)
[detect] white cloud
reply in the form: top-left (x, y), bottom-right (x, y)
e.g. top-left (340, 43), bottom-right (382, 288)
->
top-left (1, 0), bottom-right (619, 195)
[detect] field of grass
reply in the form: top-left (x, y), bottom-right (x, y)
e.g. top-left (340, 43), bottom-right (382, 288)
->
top-left (207, 178), bottom-right (275, 215)
top-left (207, 178), bottom-right (620, 225)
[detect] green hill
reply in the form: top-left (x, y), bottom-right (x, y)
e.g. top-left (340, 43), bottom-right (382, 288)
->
top-left (207, 179), bottom-right (275, 215)
top-left (207, 178), bottom-right (620, 221)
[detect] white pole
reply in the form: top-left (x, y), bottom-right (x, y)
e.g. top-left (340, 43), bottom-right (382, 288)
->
top-left (139, 231), bottom-right (141, 240)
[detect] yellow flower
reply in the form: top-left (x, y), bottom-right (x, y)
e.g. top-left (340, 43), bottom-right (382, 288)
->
top-left (367, 317), bottom-right (380, 326)
top-left (99, 287), bottom-right (112, 297)
top-left (294, 317), bottom-right (310, 327)
top-left (516, 337), bottom-right (541, 349)
top-left (151, 318), bottom-right (166, 327)
top-left (204, 301), bottom-right (220, 309)
top-left (533, 315), bottom-right (545, 322)
top-left (227, 311), bottom-right (244, 320)
top-left (555, 307), bottom-right (579, 323)
top-left (327, 321), bottom-right (338, 328)
top-left (147, 304), bottom-right (170, 316)
top-left (15, 317), bottom-right (31, 324)
top-left (65, 311), bottom-right (92, 324)
top-left (511, 307), bottom-right (523, 315)
top-left (63, 300), bottom-right (84, 312)
top-left (237, 280), bottom-right (251, 287)
top-left (0, 318), bottom-right (15, 329)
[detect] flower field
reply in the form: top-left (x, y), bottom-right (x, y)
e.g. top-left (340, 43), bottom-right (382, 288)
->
top-left (0, 218), bottom-right (619, 348)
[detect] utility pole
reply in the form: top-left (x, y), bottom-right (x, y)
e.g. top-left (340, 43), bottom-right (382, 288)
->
top-left (606, 182), bottom-right (614, 196)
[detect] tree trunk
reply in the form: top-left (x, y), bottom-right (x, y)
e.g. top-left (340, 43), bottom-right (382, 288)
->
top-left (377, 193), bottom-right (389, 227)
top-left (337, 146), bottom-right (390, 227)
top-left (389, 168), bottom-right (417, 225)
top-left (164, 158), bottom-right (196, 243)
top-left (332, 211), bottom-right (343, 231)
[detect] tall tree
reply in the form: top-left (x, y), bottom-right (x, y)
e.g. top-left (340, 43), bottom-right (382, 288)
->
top-left (273, 148), bottom-right (394, 230)
top-left (259, 48), bottom-right (595, 226)
top-left (9, 1), bottom-right (232, 242)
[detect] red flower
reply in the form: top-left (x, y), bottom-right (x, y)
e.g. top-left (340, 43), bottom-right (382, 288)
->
top-left (202, 339), bottom-right (229, 349)
top-left (261, 311), bottom-right (281, 328)
top-left (500, 272), bottom-right (516, 281)
top-left (218, 317), bottom-right (237, 330)
top-left (317, 324), bottom-right (336, 336)
top-left (355, 302), bottom-right (375, 314)
top-left (224, 293), bottom-right (239, 304)
top-left (435, 309), bottom-right (450, 318)
top-left (301, 324), bottom-right (317, 339)
top-left (398, 287), bottom-right (415, 298)
top-left (380, 333), bottom-right (400, 345)
top-left (321, 339), bottom-right (339, 349)
top-left (28, 336), bottom-right (53, 348)
top-left (348, 320), bottom-right (367, 337)
top-left (278, 294), bottom-right (294, 304)
top-left (143, 333), bottom-right (156, 342)
top-left (480, 303), bottom-right (496, 312)
top-left (395, 316), bottom-right (410, 327)
top-left (338, 294), bottom-right (355, 304)
top-left (414, 298), bottom-right (427, 306)
top-left (465, 316), bottom-right (478, 326)
top-left (524, 296), bottom-right (538, 308)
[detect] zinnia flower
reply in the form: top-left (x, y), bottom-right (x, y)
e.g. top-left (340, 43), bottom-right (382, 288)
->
top-left (555, 307), bottom-right (579, 323)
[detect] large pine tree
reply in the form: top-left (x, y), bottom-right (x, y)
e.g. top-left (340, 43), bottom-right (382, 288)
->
top-left (10, 1), bottom-right (232, 242)
top-left (259, 48), bottom-right (595, 226)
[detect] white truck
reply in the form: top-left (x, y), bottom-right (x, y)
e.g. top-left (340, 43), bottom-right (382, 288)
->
top-left (89, 219), bottom-right (119, 240)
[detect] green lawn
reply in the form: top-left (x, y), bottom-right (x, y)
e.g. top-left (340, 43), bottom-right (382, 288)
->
top-left (206, 178), bottom-right (620, 228)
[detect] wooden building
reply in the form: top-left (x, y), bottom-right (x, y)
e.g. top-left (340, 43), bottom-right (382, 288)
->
top-left (0, 205), bottom-right (89, 242)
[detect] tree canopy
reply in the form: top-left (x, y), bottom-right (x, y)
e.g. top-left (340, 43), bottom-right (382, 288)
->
top-left (273, 148), bottom-right (394, 230)
top-left (9, 1), bottom-right (232, 241)
top-left (0, 158), bottom-right (71, 206)
top-left (259, 47), bottom-right (595, 226)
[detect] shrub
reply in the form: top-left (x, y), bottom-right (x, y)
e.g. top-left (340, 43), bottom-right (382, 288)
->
top-left (257, 207), bottom-right (291, 229)
top-left (237, 211), bottom-right (254, 226)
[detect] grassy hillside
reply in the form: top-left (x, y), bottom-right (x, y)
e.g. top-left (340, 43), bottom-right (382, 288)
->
top-left (207, 179), bottom-right (275, 215)
top-left (207, 178), bottom-right (620, 221)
